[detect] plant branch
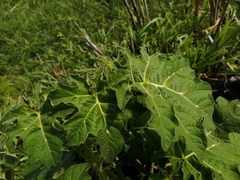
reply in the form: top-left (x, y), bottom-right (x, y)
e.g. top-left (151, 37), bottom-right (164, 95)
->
top-left (85, 35), bottom-right (103, 56)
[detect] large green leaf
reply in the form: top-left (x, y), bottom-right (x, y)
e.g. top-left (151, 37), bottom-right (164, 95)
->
top-left (213, 97), bottom-right (240, 139)
top-left (111, 82), bottom-right (133, 110)
top-left (57, 163), bottom-right (91, 180)
top-left (96, 107), bottom-right (132, 163)
top-left (49, 69), bottom-right (129, 162)
top-left (97, 126), bottom-right (124, 163)
top-left (174, 104), bottom-right (207, 161)
top-left (208, 97), bottom-right (240, 179)
top-left (22, 149), bottom-right (76, 180)
top-left (203, 135), bottom-right (240, 180)
top-left (229, 132), bottom-right (240, 155)
top-left (182, 160), bottom-right (203, 180)
top-left (121, 49), bottom-right (214, 159)
top-left (49, 83), bottom-right (105, 145)
top-left (3, 101), bottom-right (74, 167)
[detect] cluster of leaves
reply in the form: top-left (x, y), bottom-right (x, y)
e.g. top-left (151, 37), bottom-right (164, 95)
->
top-left (1, 49), bottom-right (240, 179)
top-left (1, 0), bottom-right (240, 179)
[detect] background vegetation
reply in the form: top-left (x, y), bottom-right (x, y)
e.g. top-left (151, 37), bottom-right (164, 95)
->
top-left (1, 0), bottom-right (240, 107)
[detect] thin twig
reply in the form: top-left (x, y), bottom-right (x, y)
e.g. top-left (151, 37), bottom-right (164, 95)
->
top-left (215, 0), bottom-right (231, 35)
top-left (202, 18), bottom-right (220, 32)
top-left (215, 0), bottom-right (221, 26)
top-left (84, 36), bottom-right (103, 56)
top-left (36, 54), bottom-right (43, 65)
top-left (195, 0), bottom-right (200, 17)
top-left (210, 0), bottom-right (215, 25)
top-left (143, 0), bottom-right (149, 23)
top-left (204, 30), bottom-right (214, 44)
top-left (132, 0), bottom-right (142, 27)
top-left (202, 18), bottom-right (220, 44)
top-left (226, 62), bottom-right (235, 72)
top-left (124, 0), bottom-right (137, 31)
top-left (139, 1), bottom-right (145, 25)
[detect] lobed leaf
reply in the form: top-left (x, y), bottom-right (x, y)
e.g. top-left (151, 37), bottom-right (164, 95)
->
top-left (213, 97), bottom-right (240, 139)
top-left (203, 135), bottom-right (240, 179)
top-left (182, 160), bottom-right (203, 180)
top-left (121, 48), bottom-right (214, 158)
top-left (111, 82), bottom-right (132, 110)
top-left (2, 100), bottom-right (71, 167)
top-left (22, 149), bottom-right (76, 179)
top-left (49, 69), bottom-right (129, 162)
top-left (173, 103), bottom-right (207, 161)
top-left (97, 126), bottom-right (123, 163)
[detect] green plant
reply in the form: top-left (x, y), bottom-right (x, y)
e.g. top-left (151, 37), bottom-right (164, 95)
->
top-left (123, 0), bottom-right (240, 76)
top-left (1, 49), bottom-right (240, 179)
top-left (0, 0), bottom-right (130, 107)
top-left (1, 0), bottom-right (240, 179)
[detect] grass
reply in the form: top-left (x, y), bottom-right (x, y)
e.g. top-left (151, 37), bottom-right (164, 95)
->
top-left (0, 0), bottom-right (130, 107)
top-left (1, 0), bottom-right (240, 108)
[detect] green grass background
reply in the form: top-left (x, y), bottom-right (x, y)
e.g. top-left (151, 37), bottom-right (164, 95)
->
top-left (0, 0), bottom-right (128, 106)
top-left (1, 0), bottom-right (240, 108)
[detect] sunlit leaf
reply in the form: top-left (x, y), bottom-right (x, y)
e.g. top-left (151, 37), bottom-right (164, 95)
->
top-left (49, 69), bottom-right (129, 162)
top-left (57, 163), bottom-right (91, 180)
top-left (203, 135), bottom-right (240, 179)
top-left (213, 97), bottom-right (240, 140)
top-left (122, 48), bottom-right (214, 157)
top-left (229, 132), bottom-right (240, 155)
top-left (3, 101), bottom-right (74, 167)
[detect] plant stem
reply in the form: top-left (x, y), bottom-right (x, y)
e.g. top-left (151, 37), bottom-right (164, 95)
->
top-left (195, 0), bottom-right (200, 17)
top-left (215, 0), bottom-right (230, 35)
top-left (75, 144), bottom-right (109, 180)
top-left (124, 0), bottom-right (137, 31)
